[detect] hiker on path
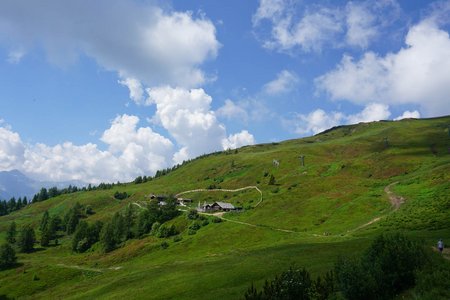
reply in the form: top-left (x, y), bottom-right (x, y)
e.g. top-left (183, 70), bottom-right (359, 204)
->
top-left (437, 239), bottom-right (444, 253)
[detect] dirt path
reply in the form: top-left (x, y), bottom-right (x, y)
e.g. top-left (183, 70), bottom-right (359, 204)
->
top-left (347, 182), bottom-right (406, 234)
top-left (55, 263), bottom-right (123, 272)
top-left (56, 263), bottom-right (104, 273)
top-left (175, 186), bottom-right (264, 207)
top-left (200, 212), bottom-right (308, 235)
top-left (384, 182), bottom-right (405, 210)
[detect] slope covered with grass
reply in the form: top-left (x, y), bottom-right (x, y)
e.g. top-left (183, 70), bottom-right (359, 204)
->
top-left (0, 117), bottom-right (449, 299)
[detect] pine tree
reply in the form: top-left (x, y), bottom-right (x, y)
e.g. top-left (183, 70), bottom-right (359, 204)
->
top-left (16, 198), bottom-right (22, 210)
top-left (37, 188), bottom-right (49, 201)
top-left (40, 210), bottom-right (50, 231)
top-left (72, 221), bottom-right (89, 252)
top-left (0, 200), bottom-right (7, 216)
top-left (40, 226), bottom-right (51, 247)
top-left (111, 212), bottom-right (126, 243)
top-left (18, 225), bottom-right (36, 253)
top-left (6, 221), bottom-right (16, 244)
top-left (8, 197), bottom-right (16, 212)
top-left (135, 209), bottom-right (151, 237)
top-left (65, 202), bottom-right (82, 234)
top-left (0, 243), bottom-right (16, 268)
top-left (100, 222), bottom-right (115, 253)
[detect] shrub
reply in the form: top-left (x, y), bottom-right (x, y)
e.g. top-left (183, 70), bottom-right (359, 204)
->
top-left (335, 257), bottom-right (375, 300)
top-left (156, 224), bottom-right (177, 238)
top-left (187, 209), bottom-right (199, 220)
top-left (173, 235), bottom-right (183, 243)
top-left (113, 191), bottom-right (128, 200)
top-left (244, 266), bottom-right (319, 299)
top-left (414, 260), bottom-right (450, 299)
top-left (151, 222), bottom-right (161, 235)
top-left (160, 241), bottom-right (169, 249)
top-left (188, 222), bottom-right (201, 231)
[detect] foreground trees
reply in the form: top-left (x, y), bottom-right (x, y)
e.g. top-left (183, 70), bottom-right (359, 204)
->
top-left (335, 233), bottom-right (426, 300)
top-left (244, 233), bottom-right (444, 300)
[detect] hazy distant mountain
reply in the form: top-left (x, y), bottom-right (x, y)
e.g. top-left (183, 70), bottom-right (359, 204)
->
top-left (0, 169), bottom-right (86, 200)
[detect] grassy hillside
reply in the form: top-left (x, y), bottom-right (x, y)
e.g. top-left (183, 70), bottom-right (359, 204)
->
top-left (1, 117), bottom-right (449, 299)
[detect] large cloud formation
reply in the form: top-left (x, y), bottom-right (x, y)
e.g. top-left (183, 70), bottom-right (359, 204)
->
top-left (147, 87), bottom-right (255, 163)
top-left (0, 116), bottom-right (175, 183)
top-left (315, 18), bottom-right (450, 116)
top-left (0, 0), bottom-right (219, 88)
top-left (253, 0), bottom-right (399, 52)
top-left (0, 106), bottom-right (255, 183)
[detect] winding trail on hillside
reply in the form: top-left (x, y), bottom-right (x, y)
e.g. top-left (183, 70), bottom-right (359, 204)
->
top-left (384, 182), bottom-right (405, 210)
top-left (133, 183), bottom-right (405, 237)
top-left (347, 182), bottom-right (406, 233)
top-left (201, 212), bottom-right (317, 235)
top-left (175, 186), bottom-right (264, 207)
top-left (55, 263), bottom-right (123, 273)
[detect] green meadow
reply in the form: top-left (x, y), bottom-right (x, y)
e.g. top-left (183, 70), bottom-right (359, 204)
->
top-left (1, 117), bottom-right (449, 299)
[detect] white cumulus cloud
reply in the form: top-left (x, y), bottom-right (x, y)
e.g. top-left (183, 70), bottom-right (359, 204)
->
top-left (252, 0), bottom-right (399, 52)
top-left (394, 110), bottom-right (421, 121)
top-left (222, 131), bottom-right (255, 150)
top-left (316, 19), bottom-right (450, 116)
top-left (0, 0), bottom-right (220, 88)
top-left (216, 99), bottom-right (250, 122)
top-left (147, 87), bottom-right (255, 163)
top-left (0, 115), bottom-right (175, 184)
top-left (289, 103), bottom-right (391, 135)
top-left (118, 78), bottom-right (144, 104)
top-left (263, 70), bottom-right (299, 95)
top-left (0, 126), bottom-right (25, 170)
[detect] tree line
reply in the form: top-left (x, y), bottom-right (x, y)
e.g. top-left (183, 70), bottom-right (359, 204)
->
top-left (244, 233), bottom-right (450, 299)
top-left (0, 181), bottom-right (125, 217)
top-left (0, 196), bottom-right (28, 216)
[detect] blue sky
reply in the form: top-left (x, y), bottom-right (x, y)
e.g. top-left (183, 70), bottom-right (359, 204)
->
top-left (0, 0), bottom-right (449, 183)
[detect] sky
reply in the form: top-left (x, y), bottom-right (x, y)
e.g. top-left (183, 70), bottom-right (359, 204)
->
top-left (0, 0), bottom-right (450, 184)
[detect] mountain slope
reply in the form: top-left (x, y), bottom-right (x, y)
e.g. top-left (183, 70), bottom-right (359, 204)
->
top-left (0, 169), bottom-right (86, 200)
top-left (0, 170), bottom-right (37, 200)
top-left (0, 117), bottom-right (449, 299)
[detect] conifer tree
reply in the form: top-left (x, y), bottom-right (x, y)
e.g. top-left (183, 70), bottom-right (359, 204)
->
top-left (100, 222), bottom-right (115, 253)
top-left (18, 225), bottom-right (35, 253)
top-left (72, 221), bottom-right (89, 252)
top-left (0, 243), bottom-right (16, 268)
top-left (37, 188), bottom-right (49, 201)
top-left (40, 210), bottom-right (50, 231)
top-left (6, 221), bottom-right (16, 244)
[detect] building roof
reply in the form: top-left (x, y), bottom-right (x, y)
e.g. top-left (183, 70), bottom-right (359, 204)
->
top-left (214, 202), bottom-right (235, 209)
